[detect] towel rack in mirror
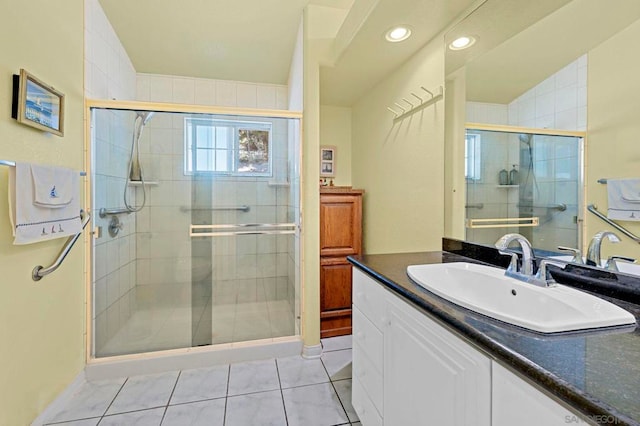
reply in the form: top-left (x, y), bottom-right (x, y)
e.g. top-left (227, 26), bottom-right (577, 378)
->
top-left (587, 204), bottom-right (640, 244)
top-left (33, 210), bottom-right (91, 281)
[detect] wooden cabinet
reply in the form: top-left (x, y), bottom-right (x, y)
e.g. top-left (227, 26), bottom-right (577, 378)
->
top-left (320, 187), bottom-right (364, 338)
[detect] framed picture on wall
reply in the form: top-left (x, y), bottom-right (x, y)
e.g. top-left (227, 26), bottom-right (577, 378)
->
top-left (12, 69), bottom-right (65, 136)
top-left (320, 146), bottom-right (336, 177)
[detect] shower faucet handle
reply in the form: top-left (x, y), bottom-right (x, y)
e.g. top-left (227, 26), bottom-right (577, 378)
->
top-left (558, 246), bottom-right (583, 264)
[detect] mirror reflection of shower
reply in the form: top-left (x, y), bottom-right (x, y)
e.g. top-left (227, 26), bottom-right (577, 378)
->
top-left (124, 111), bottom-right (154, 212)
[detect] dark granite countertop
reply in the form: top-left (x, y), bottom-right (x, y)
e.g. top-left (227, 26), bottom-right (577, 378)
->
top-left (348, 245), bottom-right (640, 426)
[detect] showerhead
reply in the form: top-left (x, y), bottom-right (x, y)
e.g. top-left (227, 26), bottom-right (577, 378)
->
top-left (519, 133), bottom-right (533, 145)
top-left (136, 111), bottom-right (155, 126)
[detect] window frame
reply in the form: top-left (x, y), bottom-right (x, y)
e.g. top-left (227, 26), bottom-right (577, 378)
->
top-left (184, 117), bottom-right (273, 177)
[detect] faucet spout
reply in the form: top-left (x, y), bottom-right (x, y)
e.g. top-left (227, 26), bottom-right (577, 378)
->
top-left (586, 231), bottom-right (621, 267)
top-left (495, 233), bottom-right (534, 275)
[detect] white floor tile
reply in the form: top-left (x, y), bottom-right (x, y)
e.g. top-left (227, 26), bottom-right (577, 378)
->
top-left (227, 359), bottom-right (280, 396)
top-left (276, 356), bottom-right (329, 389)
top-left (162, 399), bottom-right (226, 426)
top-left (100, 407), bottom-right (164, 426)
top-left (322, 335), bottom-right (352, 352)
top-left (106, 372), bottom-right (178, 415)
top-left (48, 378), bottom-right (125, 423)
top-left (282, 382), bottom-right (349, 426)
top-left (333, 379), bottom-right (359, 422)
top-left (225, 390), bottom-right (286, 426)
top-left (321, 349), bottom-right (352, 381)
top-left (170, 365), bottom-right (229, 405)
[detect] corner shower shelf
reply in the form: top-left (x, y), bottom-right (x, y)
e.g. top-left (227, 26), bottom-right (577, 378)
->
top-left (128, 180), bottom-right (159, 186)
top-left (496, 185), bottom-right (519, 188)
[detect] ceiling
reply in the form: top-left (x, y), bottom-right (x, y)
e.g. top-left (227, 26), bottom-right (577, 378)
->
top-left (99, 0), bottom-right (640, 108)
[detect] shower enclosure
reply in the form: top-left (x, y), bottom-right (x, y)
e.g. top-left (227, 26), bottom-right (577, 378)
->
top-left (464, 127), bottom-right (583, 252)
top-left (90, 105), bottom-right (301, 358)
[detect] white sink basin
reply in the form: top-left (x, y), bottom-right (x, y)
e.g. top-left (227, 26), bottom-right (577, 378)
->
top-left (406, 262), bottom-right (636, 333)
top-left (548, 255), bottom-right (640, 277)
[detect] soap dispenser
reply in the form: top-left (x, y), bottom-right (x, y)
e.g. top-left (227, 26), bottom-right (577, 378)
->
top-left (498, 169), bottom-right (509, 185)
top-left (509, 165), bottom-right (519, 185)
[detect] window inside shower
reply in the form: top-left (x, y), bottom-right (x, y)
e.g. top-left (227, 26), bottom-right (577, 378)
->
top-left (90, 107), bottom-right (301, 358)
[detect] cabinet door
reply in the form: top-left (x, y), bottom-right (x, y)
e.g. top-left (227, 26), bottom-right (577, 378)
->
top-left (320, 194), bottom-right (362, 257)
top-left (492, 362), bottom-right (586, 426)
top-left (384, 297), bottom-right (491, 426)
top-left (320, 258), bottom-right (352, 337)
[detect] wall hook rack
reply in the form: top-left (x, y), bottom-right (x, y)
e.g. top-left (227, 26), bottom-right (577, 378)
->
top-left (387, 85), bottom-right (444, 123)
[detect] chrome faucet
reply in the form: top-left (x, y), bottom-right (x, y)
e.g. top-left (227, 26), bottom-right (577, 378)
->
top-left (495, 233), bottom-right (555, 287)
top-left (495, 233), bottom-right (535, 275)
top-left (586, 231), bottom-right (621, 267)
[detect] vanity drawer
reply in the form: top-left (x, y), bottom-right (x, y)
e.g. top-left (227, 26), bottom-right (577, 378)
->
top-left (352, 306), bottom-right (383, 372)
top-left (353, 337), bottom-right (383, 415)
top-left (352, 375), bottom-right (383, 426)
top-left (353, 268), bottom-right (387, 330)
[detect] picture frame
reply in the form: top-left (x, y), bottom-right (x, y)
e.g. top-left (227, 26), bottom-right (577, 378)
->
top-left (320, 146), bottom-right (336, 177)
top-left (12, 69), bottom-right (65, 136)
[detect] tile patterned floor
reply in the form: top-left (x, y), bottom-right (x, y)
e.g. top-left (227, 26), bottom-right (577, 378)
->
top-left (44, 336), bottom-right (359, 426)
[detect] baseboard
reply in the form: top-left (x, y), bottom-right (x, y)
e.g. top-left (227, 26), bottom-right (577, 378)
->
top-left (31, 370), bottom-right (87, 426)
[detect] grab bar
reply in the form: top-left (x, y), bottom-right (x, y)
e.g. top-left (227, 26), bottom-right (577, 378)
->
top-left (0, 159), bottom-right (86, 176)
top-left (190, 223), bottom-right (296, 237)
top-left (180, 205), bottom-right (250, 213)
top-left (465, 203), bottom-right (484, 209)
top-left (587, 204), bottom-right (640, 244)
top-left (517, 203), bottom-right (567, 211)
top-left (33, 210), bottom-right (92, 281)
top-left (99, 207), bottom-right (132, 218)
top-left (466, 217), bottom-right (539, 229)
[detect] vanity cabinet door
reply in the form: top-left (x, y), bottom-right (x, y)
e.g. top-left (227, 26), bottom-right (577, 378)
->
top-left (383, 297), bottom-right (491, 426)
top-left (492, 362), bottom-right (586, 426)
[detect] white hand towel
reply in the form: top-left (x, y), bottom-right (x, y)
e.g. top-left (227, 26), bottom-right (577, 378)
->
top-left (31, 164), bottom-right (74, 208)
top-left (8, 162), bottom-right (82, 245)
top-left (607, 178), bottom-right (640, 221)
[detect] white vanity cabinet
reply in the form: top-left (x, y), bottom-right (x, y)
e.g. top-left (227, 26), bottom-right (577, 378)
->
top-left (352, 268), bottom-right (491, 426)
top-left (352, 267), bottom-right (588, 426)
top-left (492, 362), bottom-right (582, 426)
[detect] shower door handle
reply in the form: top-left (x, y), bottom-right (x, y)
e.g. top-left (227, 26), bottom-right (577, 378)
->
top-left (189, 223), bottom-right (296, 237)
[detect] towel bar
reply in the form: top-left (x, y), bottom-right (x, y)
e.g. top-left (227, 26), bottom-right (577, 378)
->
top-left (32, 210), bottom-right (91, 281)
top-left (190, 223), bottom-right (296, 237)
top-left (0, 159), bottom-right (86, 176)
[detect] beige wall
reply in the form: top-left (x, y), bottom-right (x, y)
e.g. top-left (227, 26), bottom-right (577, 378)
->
top-left (320, 105), bottom-right (352, 187)
top-left (352, 38), bottom-right (445, 254)
top-left (587, 18), bottom-right (640, 259)
top-left (0, 1), bottom-right (85, 424)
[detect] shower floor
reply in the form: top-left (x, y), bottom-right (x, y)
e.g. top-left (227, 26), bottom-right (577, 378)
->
top-left (97, 283), bottom-right (295, 358)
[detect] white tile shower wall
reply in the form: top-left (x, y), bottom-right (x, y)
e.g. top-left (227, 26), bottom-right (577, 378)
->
top-left (136, 74), bottom-right (289, 110)
top-left (85, 0), bottom-right (138, 355)
top-left (84, 0), bottom-right (137, 100)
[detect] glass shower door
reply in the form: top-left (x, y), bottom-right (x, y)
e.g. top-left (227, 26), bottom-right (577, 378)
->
top-left (91, 107), bottom-right (300, 358)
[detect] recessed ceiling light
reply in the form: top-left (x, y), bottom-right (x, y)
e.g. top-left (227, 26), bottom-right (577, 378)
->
top-left (449, 36), bottom-right (476, 50)
top-left (385, 26), bottom-right (412, 43)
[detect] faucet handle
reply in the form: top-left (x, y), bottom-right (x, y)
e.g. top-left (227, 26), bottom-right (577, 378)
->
top-left (499, 250), bottom-right (519, 273)
top-left (604, 255), bottom-right (636, 272)
top-left (557, 246), bottom-right (583, 264)
top-left (534, 259), bottom-right (557, 287)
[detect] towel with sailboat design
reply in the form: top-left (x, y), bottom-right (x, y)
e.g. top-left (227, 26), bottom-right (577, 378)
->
top-left (607, 178), bottom-right (640, 221)
top-left (8, 162), bottom-right (82, 244)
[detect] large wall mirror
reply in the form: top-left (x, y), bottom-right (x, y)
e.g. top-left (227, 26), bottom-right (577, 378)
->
top-left (444, 0), bottom-right (640, 261)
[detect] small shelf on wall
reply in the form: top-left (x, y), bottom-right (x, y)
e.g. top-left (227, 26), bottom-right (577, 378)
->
top-left (496, 185), bottom-right (519, 188)
top-left (128, 180), bottom-right (159, 186)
